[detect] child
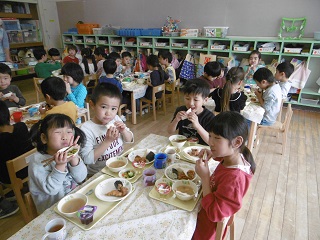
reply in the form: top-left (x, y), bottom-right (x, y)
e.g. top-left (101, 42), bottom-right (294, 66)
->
top-left (94, 47), bottom-right (107, 78)
top-left (48, 48), bottom-right (61, 63)
top-left (199, 61), bottom-right (226, 92)
top-left (39, 77), bottom-right (78, 123)
top-left (0, 63), bottom-right (26, 108)
top-left (253, 68), bottom-right (282, 126)
top-left (158, 50), bottom-right (176, 93)
top-left (62, 45), bottom-right (79, 64)
top-left (80, 47), bottom-right (98, 77)
top-left (243, 50), bottom-right (264, 84)
top-left (193, 111), bottom-right (255, 240)
top-left (33, 48), bottom-right (62, 79)
top-left (275, 61), bottom-right (294, 99)
top-left (167, 78), bottom-right (215, 145)
top-left (80, 82), bottom-right (134, 174)
top-left (210, 67), bottom-right (247, 113)
top-left (61, 62), bottom-right (87, 108)
top-left (144, 54), bottom-right (168, 102)
top-left (29, 114), bottom-right (87, 213)
top-left (120, 51), bottom-right (133, 76)
top-left (107, 52), bottom-right (122, 78)
top-left (99, 59), bottom-right (123, 92)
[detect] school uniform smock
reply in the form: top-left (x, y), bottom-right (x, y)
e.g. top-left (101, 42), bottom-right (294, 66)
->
top-left (28, 151), bottom-right (87, 214)
top-left (43, 101), bottom-right (78, 123)
top-left (79, 115), bottom-right (134, 174)
top-left (0, 85), bottom-right (26, 107)
top-left (172, 106), bottom-right (215, 145)
top-left (64, 83), bottom-right (87, 108)
top-left (34, 62), bottom-right (62, 79)
top-left (193, 157), bottom-right (253, 240)
top-left (210, 88), bottom-right (247, 113)
top-left (0, 122), bottom-right (33, 184)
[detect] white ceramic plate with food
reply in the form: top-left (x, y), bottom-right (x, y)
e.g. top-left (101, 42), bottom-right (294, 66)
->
top-left (127, 149), bottom-right (157, 164)
top-left (95, 178), bottom-right (132, 202)
top-left (182, 146), bottom-right (206, 162)
top-left (164, 163), bottom-right (197, 182)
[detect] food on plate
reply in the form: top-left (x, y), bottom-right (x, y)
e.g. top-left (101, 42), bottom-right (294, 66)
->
top-left (108, 160), bottom-right (126, 168)
top-left (67, 148), bottom-right (78, 156)
top-left (61, 197), bottom-right (86, 213)
top-left (172, 168), bottom-right (196, 180)
top-left (25, 119), bottom-right (40, 125)
top-left (188, 148), bottom-right (200, 157)
top-left (106, 180), bottom-right (129, 197)
top-left (176, 185), bottom-right (195, 196)
top-left (251, 97), bottom-right (257, 102)
top-left (120, 170), bottom-right (135, 179)
top-left (134, 155), bottom-right (147, 163)
top-left (156, 183), bottom-right (171, 195)
top-left (145, 151), bottom-right (155, 162)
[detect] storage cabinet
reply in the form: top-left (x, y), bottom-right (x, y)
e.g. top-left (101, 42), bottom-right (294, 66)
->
top-left (62, 34), bottom-right (320, 109)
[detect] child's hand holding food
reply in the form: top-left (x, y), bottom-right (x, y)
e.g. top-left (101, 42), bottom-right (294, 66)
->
top-left (114, 121), bottom-right (127, 133)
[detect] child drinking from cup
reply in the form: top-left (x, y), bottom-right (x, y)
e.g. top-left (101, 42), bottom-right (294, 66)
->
top-left (29, 114), bottom-right (87, 213)
top-left (79, 83), bottom-right (134, 175)
top-left (193, 111), bottom-right (255, 240)
top-left (243, 50), bottom-right (264, 84)
top-left (0, 63), bottom-right (26, 108)
top-left (167, 78), bottom-right (215, 145)
top-left (61, 62), bottom-right (87, 108)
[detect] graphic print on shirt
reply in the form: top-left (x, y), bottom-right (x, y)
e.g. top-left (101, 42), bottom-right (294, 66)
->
top-left (182, 123), bottom-right (198, 138)
top-left (95, 135), bottom-right (123, 161)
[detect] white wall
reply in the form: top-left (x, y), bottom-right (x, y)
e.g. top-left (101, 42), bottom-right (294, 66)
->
top-left (78, 0), bottom-right (320, 37)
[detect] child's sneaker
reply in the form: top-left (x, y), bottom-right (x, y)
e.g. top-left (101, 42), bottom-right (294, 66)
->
top-left (0, 197), bottom-right (19, 219)
top-left (125, 109), bottom-right (132, 115)
top-left (144, 108), bottom-right (149, 113)
top-left (120, 115), bottom-right (127, 122)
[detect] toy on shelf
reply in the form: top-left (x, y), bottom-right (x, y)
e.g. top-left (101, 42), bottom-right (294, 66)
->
top-left (162, 16), bottom-right (181, 37)
top-left (278, 17), bottom-right (306, 40)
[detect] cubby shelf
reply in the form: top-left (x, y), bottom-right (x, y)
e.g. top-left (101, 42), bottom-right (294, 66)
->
top-left (62, 33), bottom-right (320, 109)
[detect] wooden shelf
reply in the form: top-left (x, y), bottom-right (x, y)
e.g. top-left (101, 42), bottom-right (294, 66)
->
top-left (10, 42), bottom-right (43, 48)
top-left (0, 12), bottom-right (32, 19)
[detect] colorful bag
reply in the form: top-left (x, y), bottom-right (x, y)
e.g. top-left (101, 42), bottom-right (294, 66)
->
top-left (289, 61), bottom-right (311, 89)
top-left (196, 53), bottom-right (217, 77)
top-left (179, 54), bottom-right (195, 80)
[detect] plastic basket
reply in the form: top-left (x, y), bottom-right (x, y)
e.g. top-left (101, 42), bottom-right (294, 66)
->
top-left (141, 28), bottom-right (162, 36)
top-left (76, 23), bottom-right (100, 34)
top-left (162, 32), bottom-right (180, 37)
top-left (203, 27), bottom-right (229, 38)
top-left (93, 28), bottom-right (102, 35)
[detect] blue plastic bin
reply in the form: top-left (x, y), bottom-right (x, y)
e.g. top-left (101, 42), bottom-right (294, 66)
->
top-left (141, 28), bottom-right (162, 36)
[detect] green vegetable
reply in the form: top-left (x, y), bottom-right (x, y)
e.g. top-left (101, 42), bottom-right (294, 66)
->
top-left (128, 171), bottom-right (134, 177)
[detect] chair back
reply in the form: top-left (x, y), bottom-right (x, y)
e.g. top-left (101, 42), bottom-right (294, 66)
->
top-left (281, 103), bottom-right (293, 132)
top-left (215, 215), bottom-right (235, 240)
top-left (85, 74), bottom-right (98, 102)
top-left (33, 77), bottom-right (44, 103)
top-left (152, 83), bottom-right (165, 100)
top-left (276, 98), bottom-right (285, 122)
top-left (24, 192), bottom-right (38, 221)
top-left (6, 148), bottom-right (36, 223)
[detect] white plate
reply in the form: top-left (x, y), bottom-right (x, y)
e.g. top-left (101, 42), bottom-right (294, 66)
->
top-left (182, 146), bottom-right (206, 162)
top-left (127, 149), bottom-right (157, 164)
top-left (164, 163), bottom-right (197, 182)
top-left (95, 178), bottom-right (132, 202)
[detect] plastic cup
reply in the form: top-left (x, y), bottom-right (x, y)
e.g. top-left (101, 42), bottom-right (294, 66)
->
top-left (11, 111), bottom-right (23, 123)
top-left (154, 153), bottom-right (167, 169)
top-left (143, 169), bottom-right (156, 186)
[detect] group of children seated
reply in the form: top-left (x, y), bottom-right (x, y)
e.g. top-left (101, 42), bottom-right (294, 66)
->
top-left (0, 48), bottom-right (294, 239)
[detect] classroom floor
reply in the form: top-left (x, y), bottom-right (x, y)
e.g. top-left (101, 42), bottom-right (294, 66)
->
top-left (1, 78), bottom-right (320, 240)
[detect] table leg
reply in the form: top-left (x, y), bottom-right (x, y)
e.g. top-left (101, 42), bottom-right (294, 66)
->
top-left (247, 121), bottom-right (257, 152)
top-left (131, 92), bottom-right (137, 124)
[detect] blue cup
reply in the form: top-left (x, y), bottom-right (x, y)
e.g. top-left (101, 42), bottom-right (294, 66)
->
top-left (28, 107), bottom-right (38, 117)
top-left (154, 153), bottom-right (167, 169)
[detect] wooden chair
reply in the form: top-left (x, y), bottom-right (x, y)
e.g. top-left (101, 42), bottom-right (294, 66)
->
top-left (215, 215), bottom-right (235, 240)
top-left (6, 148), bottom-right (36, 223)
top-left (118, 103), bottom-right (129, 119)
top-left (140, 83), bottom-right (166, 121)
top-left (33, 77), bottom-right (44, 103)
top-left (165, 78), bottom-right (181, 107)
top-left (276, 98), bottom-right (285, 122)
top-left (78, 102), bottom-right (90, 123)
top-left (85, 74), bottom-right (98, 102)
top-left (24, 192), bottom-right (38, 221)
top-left (254, 103), bottom-right (293, 155)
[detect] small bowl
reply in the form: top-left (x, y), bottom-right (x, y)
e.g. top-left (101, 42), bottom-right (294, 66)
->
top-left (118, 168), bottom-right (136, 179)
top-left (58, 146), bottom-right (79, 158)
top-left (169, 135), bottom-right (187, 148)
top-left (106, 156), bottom-right (128, 173)
top-left (155, 178), bottom-right (172, 195)
top-left (57, 193), bottom-right (88, 218)
top-left (172, 180), bottom-right (197, 201)
top-left (137, 78), bottom-right (145, 84)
